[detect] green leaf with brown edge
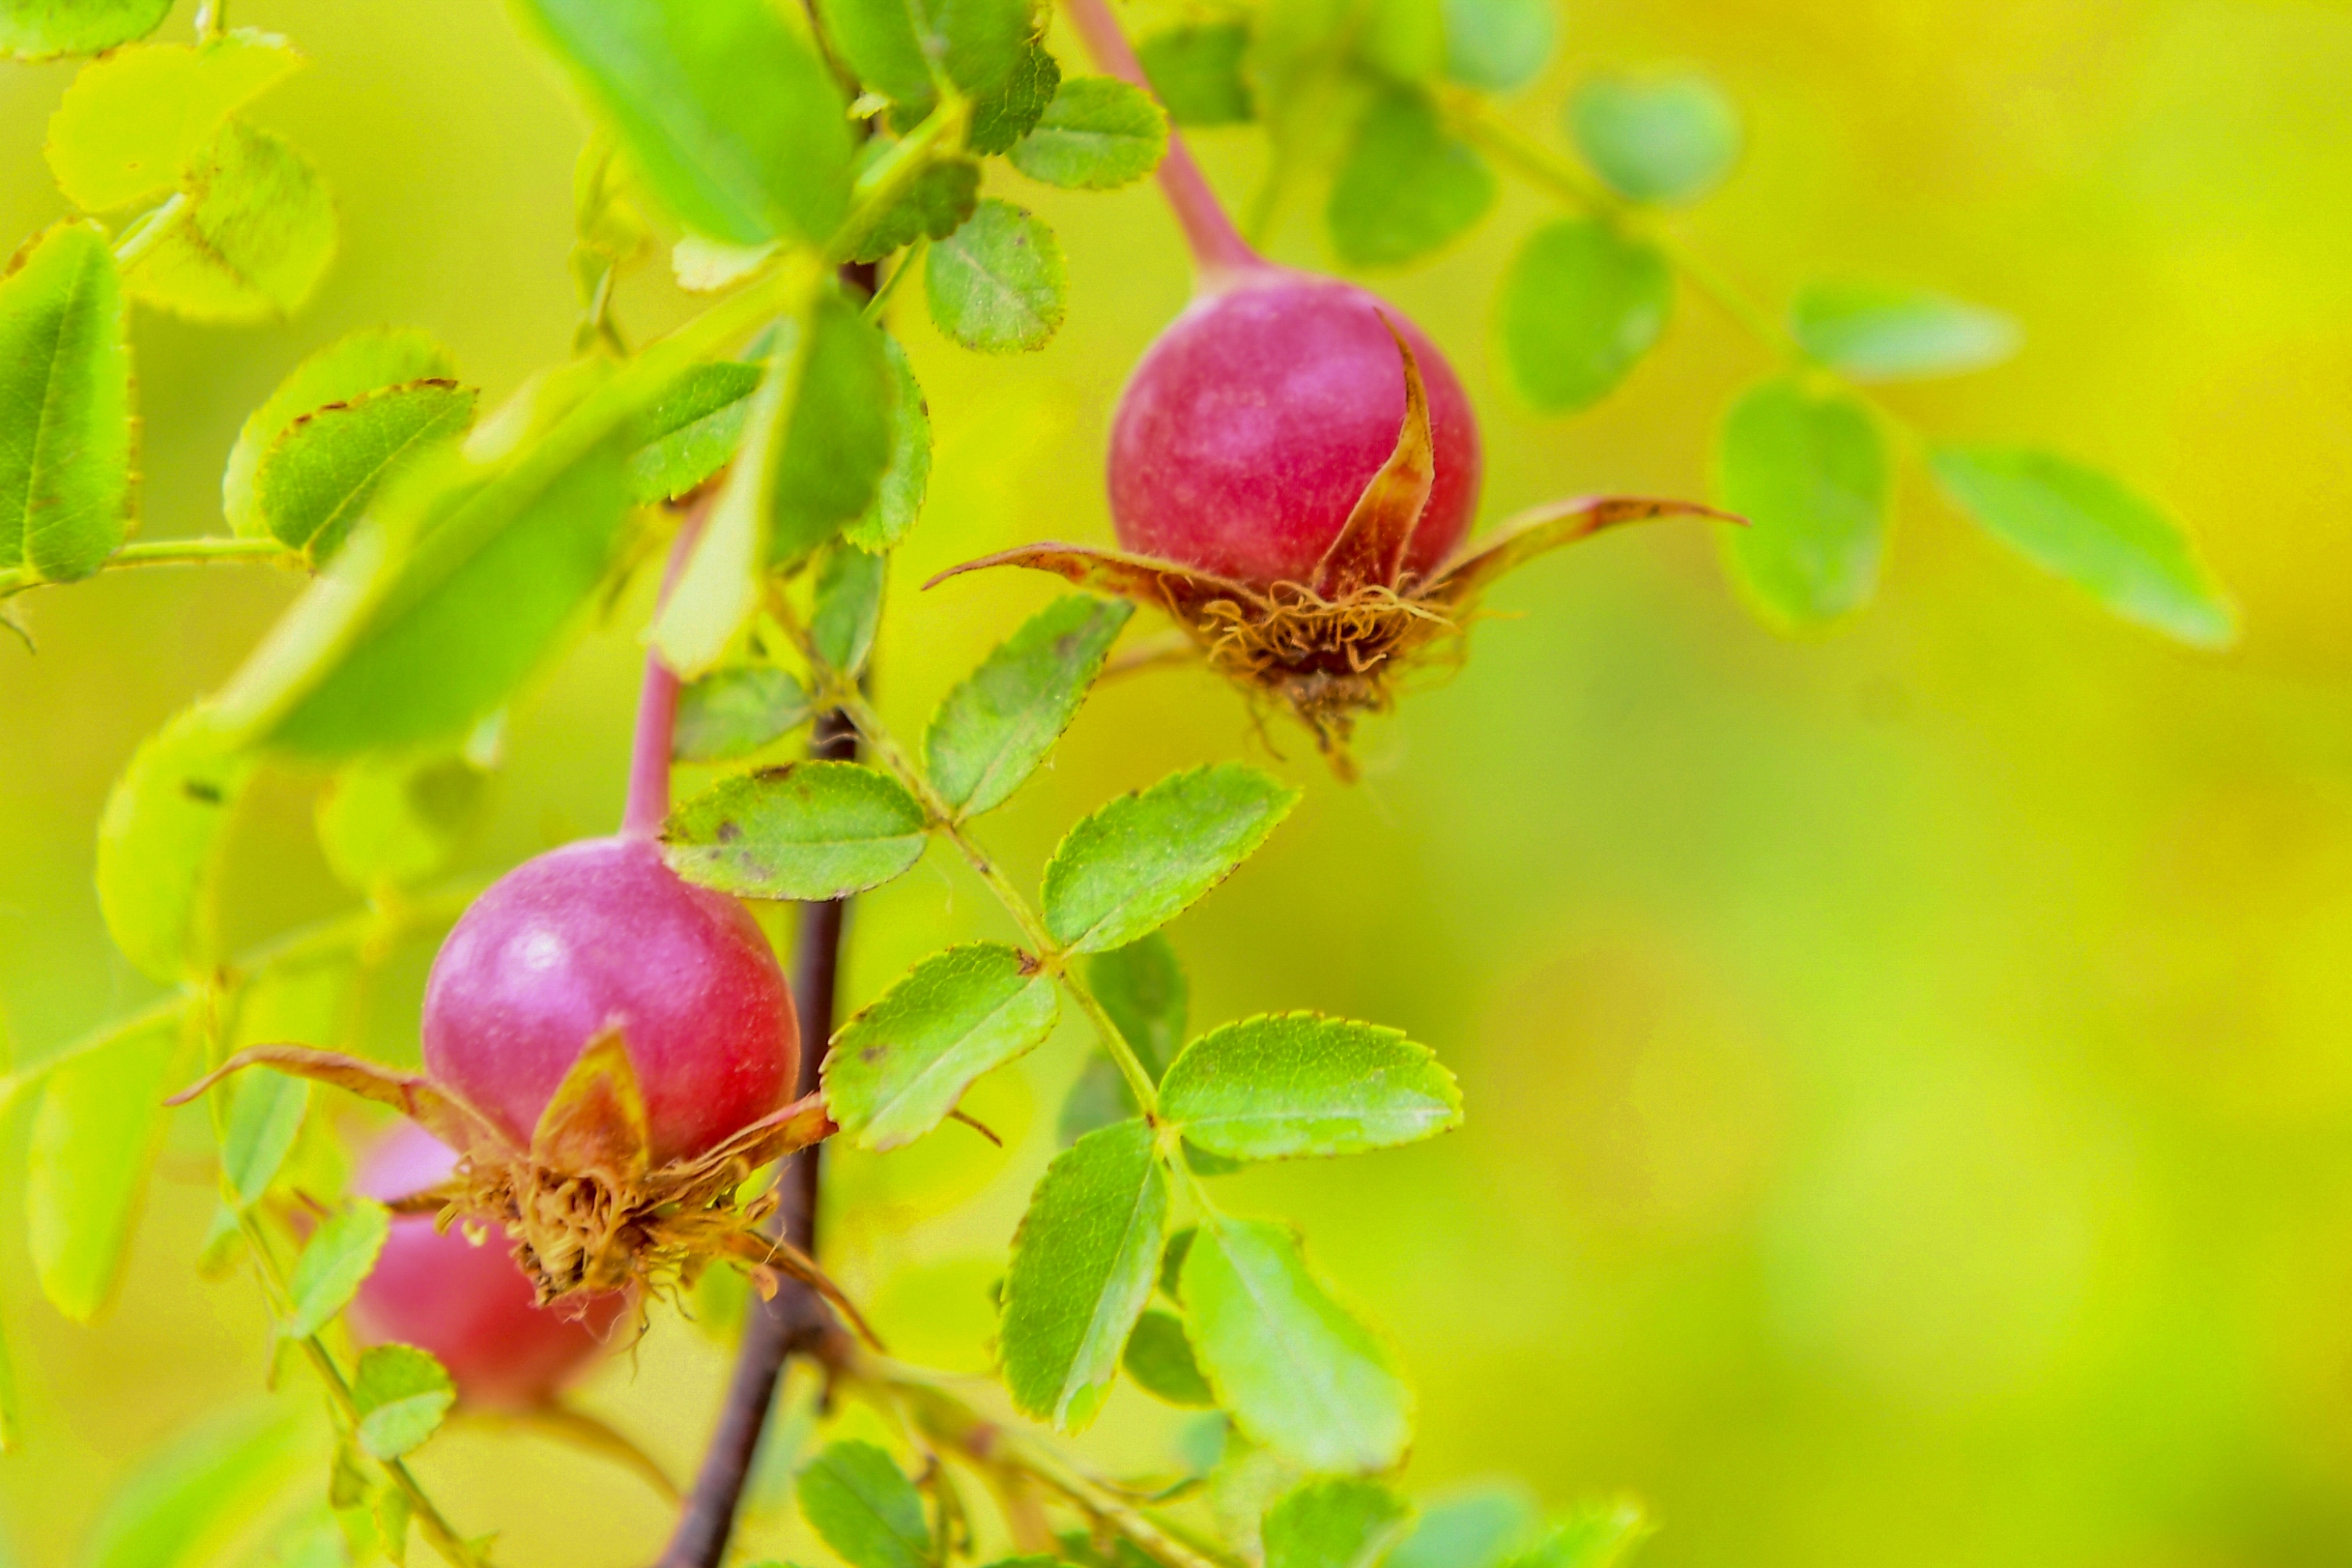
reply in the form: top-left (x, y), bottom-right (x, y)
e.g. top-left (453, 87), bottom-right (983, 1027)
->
top-left (1160, 1013), bottom-right (1461, 1162)
top-left (513, 0), bottom-right (852, 247)
top-left (1042, 763), bottom-right (1299, 955)
top-left (926, 595), bottom-right (1132, 820)
top-left (1930, 444), bottom-right (2237, 648)
top-left (798, 1440), bottom-right (931, 1568)
top-left (772, 290), bottom-right (895, 564)
top-left (843, 332), bottom-right (931, 552)
top-left (1501, 1504), bottom-right (1652, 1568)
top-left (674, 666), bottom-right (812, 762)
top-left (351, 1344), bottom-right (455, 1461)
top-left (968, 38), bottom-right (1061, 155)
top-left (0, 221), bottom-right (132, 583)
top-left (1714, 375), bottom-right (1889, 630)
top-left (1138, 23), bottom-right (1254, 126)
top-left (83, 1407), bottom-right (312, 1568)
top-left (664, 760), bottom-right (928, 901)
top-left (256, 379), bottom-right (477, 560)
top-left (285, 1199), bottom-right (390, 1339)
top-left (1182, 1216), bottom-right (1413, 1473)
top-left (1123, 1307), bottom-right (1216, 1406)
top-left (219, 1069), bottom-right (308, 1209)
top-left (1790, 282), bottom-right (2020, 383)
top-left (624, 359), bottom-right (761, 505)
top-left (812, 540), bottom-right (886, 678)
top-left (825, 944), bottom-right (1059, 1151)
top-left (1389, 1488), bottom-right (1538, 1568)
top-left (1568, 73), bottom-right (1740, 206)
top-left (45, 29), bottom-right (303, 211)
top-left (314, 749), bottom-right (489, 893)
top-left (926, 198), bottom-right (1067, 354)
top-left (1497, 219), bottom-right (1672, 413)
top-left (225, 326), bottom-right (457, 539)
top-left (1010, 76), bottom-right (1168, 191)
top-left (1327, 85), bottom-right (1494, 269)
top-left (1000, 1118), bottom-right (1170, 1430)
top-left (26, 1010), bottom-right (181, 1320)
top-left (121, 118), bottom-right (335, 324)
top-left (216, 420), bottom-right (634, 759)
top-left (1265, 1479), bottom-right (1416, 1568)
top-left (0, 0), bottom-right (171, 60)
top-left (95, 705), bottom-right (256, 984)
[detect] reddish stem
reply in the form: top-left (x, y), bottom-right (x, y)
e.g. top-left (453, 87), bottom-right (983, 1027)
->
top-left (1062, 0), bottom-right (1266, 285)
top-left (620, 508), bottom-right (711, 840)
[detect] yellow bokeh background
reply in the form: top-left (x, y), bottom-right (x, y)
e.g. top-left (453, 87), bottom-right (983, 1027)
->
top-left (7, 0), bottom-right (2352, 1564)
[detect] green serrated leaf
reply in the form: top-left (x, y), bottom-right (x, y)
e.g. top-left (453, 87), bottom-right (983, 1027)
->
top-left (1159, 1225), bottom-right (1194, 1298)
top-left (1042, 763), bottom-right (1298, 955)
top-left (968, 38), bottom-right (1062, 155)
top-left (285, 1199), bottom-right (391, 1339)
top-left (1124, 1308), bottom-right (1216, 1407)
top-left (836, 156), bottom-right (981, 264)
top-left (775, 290), bottom-right (895, 565)
top-left (226, 327), bottom-right (457, 539)
top-left (1327, 85), bottom-right (1493, 269)
top-left (1503, 1504), bottom-right (1651, 1568)
top-left (0, 0), bottom-right (171, 60)
top-left (256, 380), bottom-right (477, 560)
top-left (1569, 73), bottom-right (1740, 205)
top-left (1002, 1118), bottom-right (1170, 1430)
top-left (45, 30), bottom-right (303, 211)
top-left (825, 944), bottom-right (1060, 1150)
top-left (1160, 1013), bottom-right (1461, 1161)
top-left (84, 1408), bottom-right (311, 1568)
top-left (216, 418), bottom-right (634, 759)
top-left (1440, 0), bottom-right (1552, 91)
top-left (0, 220), bottom-right (131, 583)
top-left (122, 118), bottom-right (335, 324)
top-left (926, 198), bottom-right (1066, 354)
top-left (1389, 1490), bottom-right (1538, 1568)
top-left (1138, 23), bottom-right (1254, 126)
top-left (1265, 1479), bottom-right (1415, 1568)
top-left (1930, 445), bottom-right (2236, 646)
top-left (664, 760), bottom-right (928, 900)
top-left (844, 332), bottom-right (931, 552)
top-left (220, 1069), bottom-right (309, 1209)
top-left (1183, 1217), bottom-right (1411, 1473)
top-left (1715, 377), bottom-right (1888, 629)
top-left (817, 0), bottom-right (936, 123)
top-left (351, 1344), bottom-right (455, 1461)
top-left (1087, 933), bottom-right (1186, 1079)
top-left (95, 704), bottom-right (255, 984)
top-left (624, 359), bottom-right (761, 505)
top-left (1497, 219), bottom-right (1671, 413)
top-left (926, 595), bottom-right (1132, 819)
top-left (653, 353), bottom-right (790, 678)
top-left (797, 1440), bottom-right (931, 1568)
top-left (1790, 282), bottom-right (2020, 383)
top-left (812, 541), bottom-right (886, 677)
top-left (26, 1012), bottom-right (181, 1320)
top-left (315, 750), bottom-right (489, 894)
top-left (513, 0), bottom-right (852, 246)
top-left (674, 666), bottom-right (813, 762)
top-left (1010, 76), bottom-right (1168, 191)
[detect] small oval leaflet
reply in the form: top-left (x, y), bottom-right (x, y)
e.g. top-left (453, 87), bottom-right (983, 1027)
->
top-left (1263, 1477), bottom-right (1416, 1568)
top-left (1158, 1013), bottom-right (1463, 1163)
top-left (1498, 218), bottom-right (1672, 414)
top-left (0, 221), bottom-right (132, 584)
top-left (926, 198), bottom-right (1068, 354)
top-left (1009, 76), bottom-right (1170, 192)
top-left (1042, 762), bottom-right (1299, 955)
top-left (664, 760), bottom-right (929, 901)
top-left (121, 118), bottom-right (336, 324)
top-left (1713, 375), bottom-right (1889, 629)
top-left (822, 943), bottom-right (1061, 1151)
top-left (1328, 86), bottom-right (1496, 269)
top-left (225, 325), bottom-right (458, 537)
top-left (673, 666), bottom-right (813, 763)
top-left (1791, 282), bottom-right (2020, 383)
top-left (95, 704), bottom-right (255, 984)
top-left (285, 1199), bottom-right (392, 1339)
top-left (925, 594), bottom-right (1135, 820)
top-left (26, 1013), bottom-right (182, 1322)
top-left (255, 380), bottom-right (478, 560)
top-left (44, 29), bottom-right (304, 212)
top-left (351, 1344), bottom-right (456, 1461)
top-left (796, 1440), bottom-right (930, 1568)
top-left (1568, 72), bottom-right (1741, 205)
top-left (1122, 1308), bottom-right (1216, 1406)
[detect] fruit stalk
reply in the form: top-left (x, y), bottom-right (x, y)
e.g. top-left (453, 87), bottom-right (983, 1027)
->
top-left (1061, 0), bottom-right (1262, 282)
top-left (621, 507), bottom-right (712, 838)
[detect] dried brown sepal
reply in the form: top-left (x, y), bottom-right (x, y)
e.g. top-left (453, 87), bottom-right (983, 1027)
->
top-left (167, 1044), bottom-right (510, 1156)
top-left (531, 1026), bottom-right (651, 1185)
top-left (1312, 317), bottom-right (1435, 598)
top-left (714, 1227), bottom-right (883, 1347)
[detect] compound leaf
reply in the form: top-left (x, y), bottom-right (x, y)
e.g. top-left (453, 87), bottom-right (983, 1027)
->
top-left (1328, 86), bottom-right (1493, 269)
top-left (0, 220), bottom-right (131, 583)
top-left (1182, 1217), bottom-right (1412, 1473)
top-left (351, 1344), bottom-right (454, 1461)
top-left (1930, 444), bottom-right (2236, 647)
top-left (121, 118), bottom-right (335, 324)
top-left (1497, 219), bottom-right (1671, 413)
top-left (1009, 76), bottom-right (1168, 191)
top-left (1568, 73), bottom-right (1739, 205)
top-left (926, 595), bottom-right (1132, 818)
top-left (94, 704), bottom-right (254, 984)
top-left (26, 1010), bottom-right (181, 1320)
top-left (45, 30), bottom-right (303, 211)
top-left (798, 1440), bottom-right (931, 1568)
top-left (1159, 1013), bottom-right (1461, 1161)
top-left (824, 944), bottom-right (1060, 1150)
top-left (1042, 763), bottom-right (1298, 954)
top-left (1715, 375), bottom-right (1888, 629)
top-left (1002, 1118), bottom-right (1169, 1430)
top-left (926, 198), bottom-right (1066, 354)
top-left (664, 760), bottom-right (928, 900)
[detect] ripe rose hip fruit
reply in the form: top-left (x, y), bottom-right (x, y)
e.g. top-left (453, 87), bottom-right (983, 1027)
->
top-left (1108, 272), bottom-right (1482, 588)
top-left (422, 834), bottom-right (799, 1166)
top-left (353, 1124), bottom-right (623, 1409)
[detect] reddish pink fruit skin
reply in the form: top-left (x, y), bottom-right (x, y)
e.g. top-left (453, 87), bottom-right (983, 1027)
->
top-left (422, 835), bottom-right (799, 1167)
top-left (1107, 274), bottom-right (1482, 587)
top-left (351, 1124), bottom-right (624, 1410)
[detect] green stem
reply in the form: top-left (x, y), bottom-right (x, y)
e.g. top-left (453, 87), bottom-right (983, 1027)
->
top-left (0, 536), bottom-right (304, 600)
top-left (112, 194), bottom-right (190, 269)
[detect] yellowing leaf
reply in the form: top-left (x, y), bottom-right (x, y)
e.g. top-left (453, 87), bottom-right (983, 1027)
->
top-left (46, 30), bottom-right (303, 211)
top-left (0, 0), bottom-right (171, 61)
top-left (123, 118), bottom-right (335, 324)
top-left (95, 703), bottom-right (256, 984)
top-left (26, 1012), bottom-right (184, 1321)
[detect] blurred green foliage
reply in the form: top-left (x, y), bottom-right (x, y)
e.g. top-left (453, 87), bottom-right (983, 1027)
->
top-left (4, 0), bottom-right (2351, 1565)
